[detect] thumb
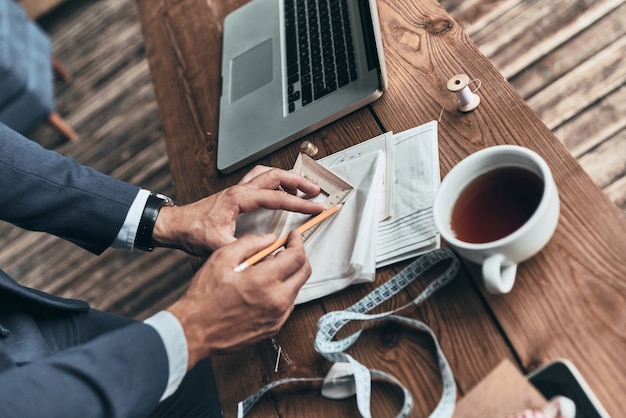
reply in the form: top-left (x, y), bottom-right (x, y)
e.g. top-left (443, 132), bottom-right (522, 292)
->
top-left (220, 233), bottom-right (277, 266)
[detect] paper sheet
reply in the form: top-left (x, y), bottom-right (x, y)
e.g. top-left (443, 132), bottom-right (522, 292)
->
top-left (234, 151), bottom-right (384, 304)
top-left (376, 121), bottom-right (440, 267)
top-left (297, 151), bottom-right (384, 303)
top-left (319, 132), bottom-right (394, 221)
top-left (454, 360), bottom-right (545, 418)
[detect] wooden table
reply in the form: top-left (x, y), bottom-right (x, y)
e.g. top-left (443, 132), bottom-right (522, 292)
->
top-left (136, 0), bottom-right (626, 416)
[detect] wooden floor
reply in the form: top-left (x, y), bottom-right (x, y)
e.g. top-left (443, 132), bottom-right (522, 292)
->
top-left (1, 0), bottom-right (624, 320)
top-left (440, 0), bottom-right (626, 209)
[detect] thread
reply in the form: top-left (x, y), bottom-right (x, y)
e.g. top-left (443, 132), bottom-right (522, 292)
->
top-left (447, 73), bottom-right (480, 112)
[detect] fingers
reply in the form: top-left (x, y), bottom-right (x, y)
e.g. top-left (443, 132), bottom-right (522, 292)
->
top-left (237, 188), bottom-right (324, 215)
top-left (228, 230), bottom-right (310, 303)
top-left (225, 231), bottom-right (310, 329)
top-left (169, 230), bottom-right (311, 365)
top-left (243, 167), bottom-right (322, 197)
top-left (220, 233), bottom-right (277, 267)
top-left (159, 166), bottom-right (324, 256)
top-left (219, 231), bottom-right (309, 283)
top-left (239, 165), bottom-right (272, 184)
top-left (233, 167), bottom-right (326, 214)
top-left (252, 230), bottom-right (311, 289)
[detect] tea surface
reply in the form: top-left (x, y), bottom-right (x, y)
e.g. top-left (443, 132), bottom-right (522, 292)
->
top-left (451, 167), bottom-right (544, 243)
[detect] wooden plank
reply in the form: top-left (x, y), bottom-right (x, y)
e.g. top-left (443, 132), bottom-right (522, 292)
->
top-left (373, 0), bottom-right (626, 415)
top-left (526, 34), bottom-right (626, 131)
top-left (605, 169), bottom-right (626, 211)
top-left (466, 0), bottom-right (624, 79)
top-left (135, 2), bottom-right (515, 416)
top-left (554, 83), bottom-right (626, 159)
top-left (0, 0), bottom-right (193, 322)
top-left (441, 0), bottom-right (626, 216)
top-left (528, 50), bottom-right (626, 209)
top-left (136, 0), bottom-right (245, 206)
top-left (14, 0), bottom-right (184, 318)
top-left (578, 128), bottom-right (626, 189)
top-left (439, 0), bottom-right (524, 34)
top-left (135, 2), bottom-right (399, 415)
top-left (509, 1), bottom-right (626, 98)
top-left (3, 0), bottom-right (624, 416)
top-left (136, 0), bottom-right (626, 415)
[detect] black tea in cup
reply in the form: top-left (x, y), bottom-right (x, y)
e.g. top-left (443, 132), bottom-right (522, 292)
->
top-left (450, 166), bottom-right (544, 244)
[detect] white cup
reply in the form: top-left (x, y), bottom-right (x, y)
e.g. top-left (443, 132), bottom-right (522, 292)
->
top-left (433, 145), bottom-right (559, 293)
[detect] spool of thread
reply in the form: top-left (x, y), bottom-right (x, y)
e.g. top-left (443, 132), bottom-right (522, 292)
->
top-left (300, 140), bottom-right (318, 157)
top-left (447, 73), bottom-right (480, 112)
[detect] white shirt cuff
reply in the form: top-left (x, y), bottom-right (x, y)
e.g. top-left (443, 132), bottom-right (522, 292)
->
top-left (111, 189), bottom-right (151, 250)
top-left (143, 310), bottom-right (189, 401)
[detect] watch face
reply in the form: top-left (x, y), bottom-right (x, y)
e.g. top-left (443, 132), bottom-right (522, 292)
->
top-left (155, 193), bottom-right (175, 206)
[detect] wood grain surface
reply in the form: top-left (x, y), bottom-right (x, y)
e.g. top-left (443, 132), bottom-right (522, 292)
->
top-left (136, 0), bottom-right (626, 416)
top-left (441, 0), bottom-right (626, 211)
top-left (1, 0), bottom-right (623, 416)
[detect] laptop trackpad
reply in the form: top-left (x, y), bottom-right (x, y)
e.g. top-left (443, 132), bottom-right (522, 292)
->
top-left (230, 39), bottom-right (273, 103)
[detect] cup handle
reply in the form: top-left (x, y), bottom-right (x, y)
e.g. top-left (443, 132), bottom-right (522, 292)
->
top-left (482, 254), bottom-right (517, 294)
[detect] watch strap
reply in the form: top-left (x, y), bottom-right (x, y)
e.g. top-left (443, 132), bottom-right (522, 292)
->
top-left (135, 193), bottom-right (170, 251)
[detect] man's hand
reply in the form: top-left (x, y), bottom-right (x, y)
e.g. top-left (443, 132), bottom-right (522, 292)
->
top-left (151, 166), bottom-right (324, 256)
top-left (167, 230), bottom-right (311, 370)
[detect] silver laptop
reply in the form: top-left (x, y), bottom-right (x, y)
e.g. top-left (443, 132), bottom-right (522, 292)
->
top-left (217, 0), bottom-right (388, 173)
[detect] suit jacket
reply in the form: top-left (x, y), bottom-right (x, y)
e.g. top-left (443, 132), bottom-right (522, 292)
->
top-left (0, 123), bottom-right (169, 417)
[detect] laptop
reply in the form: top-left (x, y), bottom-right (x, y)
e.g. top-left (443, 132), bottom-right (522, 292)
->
top-left (217, 0), bottom-right (388, 173)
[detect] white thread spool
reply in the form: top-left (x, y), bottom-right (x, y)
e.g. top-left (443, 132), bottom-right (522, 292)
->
top-left (447, 73), bottom-right (480, 112)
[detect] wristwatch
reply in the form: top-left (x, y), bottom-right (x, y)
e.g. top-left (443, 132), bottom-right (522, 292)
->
top-left (134, 192), bottom-right (175, 251)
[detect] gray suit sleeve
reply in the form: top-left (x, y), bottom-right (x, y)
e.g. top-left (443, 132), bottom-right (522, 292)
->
top-left (0, 123), bottom-right (140, 254)
top-left (0, 322), bottom-right (169, 418)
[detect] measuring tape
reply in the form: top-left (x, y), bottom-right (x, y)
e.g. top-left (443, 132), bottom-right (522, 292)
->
top-left (238, 248), bottom-right (460, 417)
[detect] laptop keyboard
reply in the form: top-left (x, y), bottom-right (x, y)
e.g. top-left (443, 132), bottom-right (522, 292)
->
top-left (284, 0), bottom-right (358, 114)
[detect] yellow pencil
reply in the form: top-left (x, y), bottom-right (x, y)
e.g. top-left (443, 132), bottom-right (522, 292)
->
top-left (234, 204), bottom-right (343, 272)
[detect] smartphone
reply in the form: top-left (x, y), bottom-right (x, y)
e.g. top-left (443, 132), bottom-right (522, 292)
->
top-left (527, 359), bottom-right (611, 418)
